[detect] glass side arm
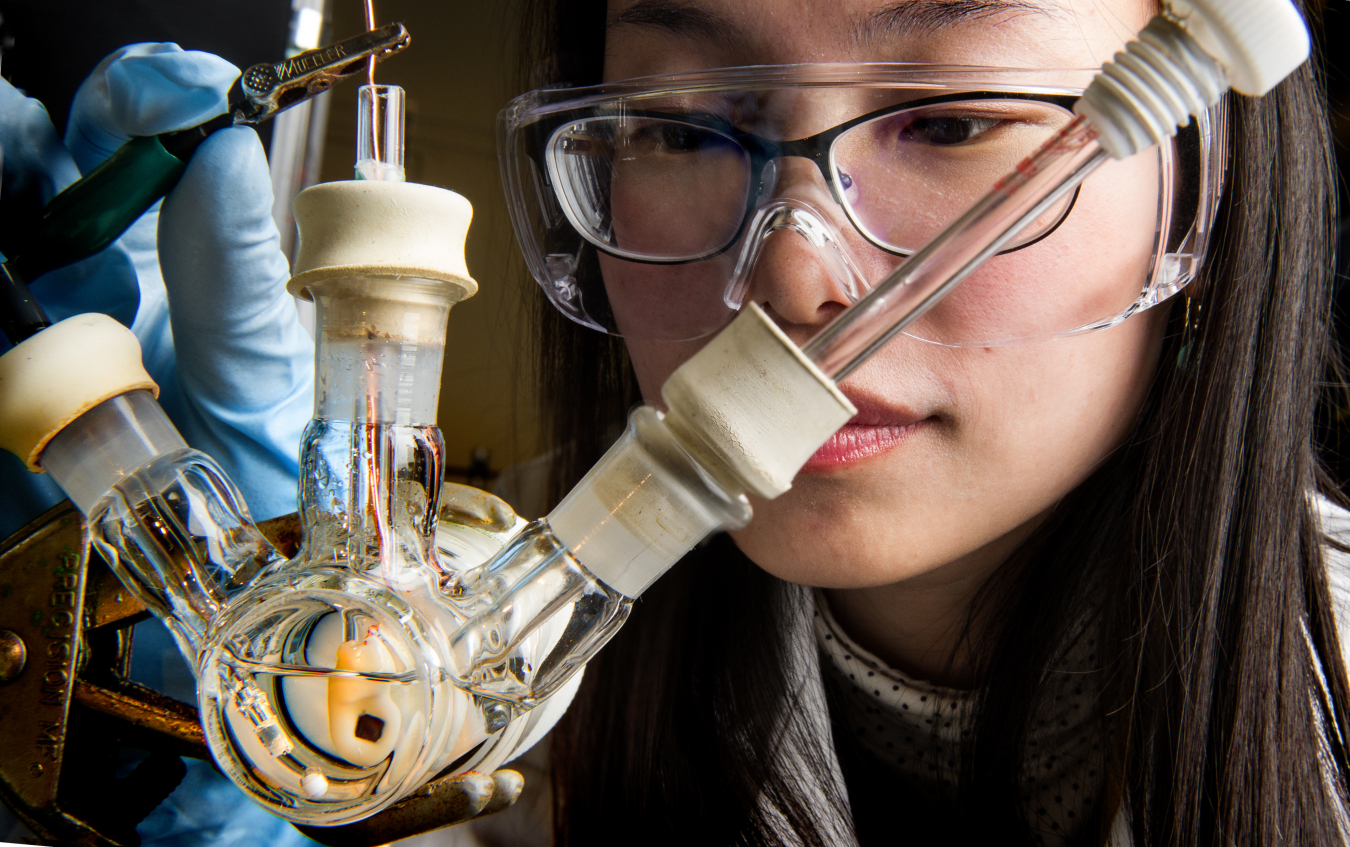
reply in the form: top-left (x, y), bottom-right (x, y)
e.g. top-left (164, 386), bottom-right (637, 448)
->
top-left (41, 390), bottom-right (283, 660)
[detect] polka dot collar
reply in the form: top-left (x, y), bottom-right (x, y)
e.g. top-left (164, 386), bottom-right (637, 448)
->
top-left (813, 590), bottom-right (1108, 845)
top-left (814, 590), bottom-right (969, 802)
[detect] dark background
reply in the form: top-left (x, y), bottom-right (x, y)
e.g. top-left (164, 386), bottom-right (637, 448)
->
top-left (1316, 0), bottom-right (1350, 487)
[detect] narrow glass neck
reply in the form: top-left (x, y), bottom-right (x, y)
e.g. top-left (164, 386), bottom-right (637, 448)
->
top-left (311, 276), bottom-right (451, 425)
top-left (298, 420), bottom-right (444, 579)
top-left (300, 276), bottom-right (454, 579)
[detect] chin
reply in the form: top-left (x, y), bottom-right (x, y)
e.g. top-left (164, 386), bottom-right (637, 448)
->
top-left (729, 524), bottom-right (936, 589)
top-left (727, 484), bottom-right (941, 590)
top-left (726, 453), bottom-right (1055, 592)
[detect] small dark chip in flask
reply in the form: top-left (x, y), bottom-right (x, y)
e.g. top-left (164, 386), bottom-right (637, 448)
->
top-left (355, 714), bottom-right (386, 742)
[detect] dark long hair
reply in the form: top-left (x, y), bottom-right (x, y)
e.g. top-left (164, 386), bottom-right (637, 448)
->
top-left (514, 2), bottom-right (1350, 843)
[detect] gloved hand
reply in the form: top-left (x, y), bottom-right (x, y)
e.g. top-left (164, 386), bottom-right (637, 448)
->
top-left (70, 43), bottom-right (315, 522)
top-left (0, 44), bottom-right (321, 847)
top-left (0, 44), bottom-right (529, 846)
top-left (0, 43), bottom-right (314, 537)
top-left (0, 73), bottom-right (145, 535)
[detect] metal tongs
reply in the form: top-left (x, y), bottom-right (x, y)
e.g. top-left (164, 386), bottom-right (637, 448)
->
top-left (0, 24), bottom-right (411, 342)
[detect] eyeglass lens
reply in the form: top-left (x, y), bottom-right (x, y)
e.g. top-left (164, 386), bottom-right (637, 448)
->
top-left (549, 99), bottom-right (1079, 262)
top-left (833, 100), bottom-right (1077, 255)
top-left (553, 120), bottom-right (753, 260)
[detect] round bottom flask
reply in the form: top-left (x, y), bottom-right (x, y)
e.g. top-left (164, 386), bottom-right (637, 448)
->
top-left (200, 568), bottom-right (495, 823)
top-left (199, 495), bottom-right (543, 824)
top-left (196, 177), bottom-right (537, 825)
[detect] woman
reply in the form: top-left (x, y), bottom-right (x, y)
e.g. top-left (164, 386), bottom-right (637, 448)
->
top-left (481, 0), bottom-right (1350, 844)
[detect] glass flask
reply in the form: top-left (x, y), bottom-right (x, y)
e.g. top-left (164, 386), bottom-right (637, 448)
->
top-left (192, 258), bottom-right (753, 823)
top-left (195, 270), bottom-right (491, 824)
top-left (185, 80), bottom-right (757, 823)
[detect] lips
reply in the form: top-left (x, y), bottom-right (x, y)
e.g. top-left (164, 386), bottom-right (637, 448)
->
top-left (799, 391), bottom-right (929, 472)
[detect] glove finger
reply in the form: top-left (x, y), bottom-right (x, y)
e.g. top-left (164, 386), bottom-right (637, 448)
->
top-left (25, 243), bottom-right (141, 331)
top-left (64, 43), bottom-right (238, 175)
top-left (446, 771), bottom-right (496, 818)
top-left (0, 78), bottom-right (81, 255)
top-left (158, 125), bottom-right (295, 342)
top-left (479, 769), bottom-right (525, 817)
top-left (59, 44), bottom-right (232, 377)
top-left (157, 124), bottom-right (313, 520)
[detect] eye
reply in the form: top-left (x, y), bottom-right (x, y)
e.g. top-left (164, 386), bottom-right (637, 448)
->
top-left (627, 120), bottom-right (724, 154)
top-left (656, 123), bottom-right (705, 151)
top-left (899, 115), bottom-right (1001, 146)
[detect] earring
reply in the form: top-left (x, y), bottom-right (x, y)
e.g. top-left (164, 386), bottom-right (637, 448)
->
top-left (1175, 295), bottom-right (1203, 372)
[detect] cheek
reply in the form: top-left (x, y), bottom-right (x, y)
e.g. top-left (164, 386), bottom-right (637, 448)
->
top-left (908, 152), bottom-right (1161, 344)
top-left (625, 334), bottom-right (706, 406)
top-left (731, 308), bottom-right (1167, 589)
top-left (608, 151), bottom-right (751, 258)
top-left (957, 317), bottom-right (1162, 493)
top-left (597, 252), bottom-right (739, 347)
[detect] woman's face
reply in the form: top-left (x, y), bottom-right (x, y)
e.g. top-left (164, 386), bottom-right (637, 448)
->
top-left (603, 0), bottom-right (1166, 591)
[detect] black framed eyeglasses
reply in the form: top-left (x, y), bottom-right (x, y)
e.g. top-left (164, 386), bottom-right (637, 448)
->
top-left (536, 91), bottom-right (1082, 265)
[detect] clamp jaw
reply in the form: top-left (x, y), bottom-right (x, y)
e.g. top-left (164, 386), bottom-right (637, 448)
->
top-left (231, 23), bottom-right (411, 126)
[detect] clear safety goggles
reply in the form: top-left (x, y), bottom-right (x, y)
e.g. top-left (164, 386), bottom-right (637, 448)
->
top-left (500, 64), bottom-right (1227, 345)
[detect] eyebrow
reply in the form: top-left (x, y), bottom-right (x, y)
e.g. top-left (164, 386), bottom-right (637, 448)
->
top-left (858, 0), bottom-right (1054, 41)
top-left (606, 0), bottom-right (1053, 53)
top-left (607, 1), bottom-right (749, 51)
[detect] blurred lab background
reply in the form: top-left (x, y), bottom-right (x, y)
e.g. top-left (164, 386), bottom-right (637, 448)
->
top-left (1, 0), bottom-right (1349, 492)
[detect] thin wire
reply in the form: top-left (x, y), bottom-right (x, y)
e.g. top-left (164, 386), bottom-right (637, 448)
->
top-left (363, 0), bottom-right (379, 163)
top-left (364, 0), bottom-right (377, 86)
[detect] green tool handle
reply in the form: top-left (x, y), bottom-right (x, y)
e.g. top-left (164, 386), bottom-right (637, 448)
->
top-left (0, 115), bottom-right (227, 344)
top-left (4, 134), bottom-right (188, 285)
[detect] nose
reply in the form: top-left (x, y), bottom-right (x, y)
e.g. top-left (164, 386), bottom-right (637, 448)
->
top-left (725, 195), bottom-right (870, 338)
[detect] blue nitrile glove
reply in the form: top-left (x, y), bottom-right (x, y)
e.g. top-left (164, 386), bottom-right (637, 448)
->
top-left (63, 43), bottom-right (241, 394)
top-left (68, 44), bottom-right (315, 522)
top-left (0, 44), bottom-right (313, 541)
top-left (0, 76), bottom-right (144, 536)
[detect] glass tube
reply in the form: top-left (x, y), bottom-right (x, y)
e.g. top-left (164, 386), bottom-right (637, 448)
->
top-left (355, 84), bottom-right (405, 182)
top-left (802, 116), bottom-right (1109, 380)
top-left (801, 8), bottom-right (1243, 381)
top-left (41, 389), bottom-right (283, 659)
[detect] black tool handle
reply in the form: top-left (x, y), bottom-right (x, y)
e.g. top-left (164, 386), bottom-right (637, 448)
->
top-left (0, 263), bottom-right (51, 345)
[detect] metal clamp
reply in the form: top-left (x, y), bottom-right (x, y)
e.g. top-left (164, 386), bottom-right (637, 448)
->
top-left (231, 22), bottom-right (411, 125)
top-left (0, 501), bottom-right (519, 846)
